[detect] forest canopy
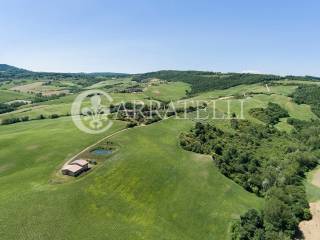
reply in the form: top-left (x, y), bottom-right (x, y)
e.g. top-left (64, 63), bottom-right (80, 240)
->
top-left (180, 120), bottom-right (319, 239)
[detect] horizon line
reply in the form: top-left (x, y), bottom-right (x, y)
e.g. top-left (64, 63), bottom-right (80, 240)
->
top-left (2, 63), bottom-right (320, 78)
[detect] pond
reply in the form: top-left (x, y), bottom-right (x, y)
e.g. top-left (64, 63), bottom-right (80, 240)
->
top-left (91, 149), bottom-right (113, 155)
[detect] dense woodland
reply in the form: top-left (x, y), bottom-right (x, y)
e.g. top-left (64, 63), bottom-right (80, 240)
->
top-left (290, 85), bottom-right (320, 117)
top-left (288, 118), bottom-right (320, 151)
top-left (180, 119), bottom-right (319, 239)
top-left (249, 102), bottom-right (289, 125)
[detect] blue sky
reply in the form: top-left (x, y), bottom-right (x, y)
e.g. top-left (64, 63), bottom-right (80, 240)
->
top-left (0, 0), bottom-right (319, 75)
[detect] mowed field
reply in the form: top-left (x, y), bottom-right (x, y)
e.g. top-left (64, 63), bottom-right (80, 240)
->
top-left (144, 82), bottom-right (191, 101)
top-left (0, 90), bottom-right (33, 103)
top-left (190, 83), bottom-right (297, 100)
top-left (10, 81), bottom-right (69, 96)
top-left (0, 116), bottom-right (262, 240)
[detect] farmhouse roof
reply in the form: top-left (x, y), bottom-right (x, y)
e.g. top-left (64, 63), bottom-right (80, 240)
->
top-left (62, 164), bottom-right (82, 173)
top-left (71, 159), bottom-right (88, 167)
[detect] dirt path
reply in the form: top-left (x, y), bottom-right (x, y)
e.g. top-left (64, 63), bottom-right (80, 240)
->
top-left (60, 116), bottom-right (174, 174)
top-left (62, 127), bottom-right (129, 168)
top-left (299, 202), bottom-right (320, 240)
top-left (217, 96), bottom-right (234, 100)
top-left (62, 124), bottom-right (148, 168)
top-left (299, 169), bottom-right (320, 240)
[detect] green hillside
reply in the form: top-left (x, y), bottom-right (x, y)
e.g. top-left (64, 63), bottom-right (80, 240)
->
top-left (0, 90), bottom-right (33, 103)
top-left (0, 117), bottom-right (262, 240)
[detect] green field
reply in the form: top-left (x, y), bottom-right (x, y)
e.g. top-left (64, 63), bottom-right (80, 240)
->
top-left (144, 82), bottom-right (191, 101)
top-left (85, 77), bottom-right (133, 89)
top-left (0, 116), bottom-right (262, 240)
top-left (0, 90), bottom-right (33, 103)
top-left (190, 83), bottom-right (297, 100)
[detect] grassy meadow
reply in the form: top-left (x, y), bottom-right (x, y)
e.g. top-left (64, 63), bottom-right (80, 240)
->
top-left (0, 117), bottom-right (262, 240)
top-left (144, 82), bottom-right (191, 101)
top-left (0, 90), bottom-right (33, 103)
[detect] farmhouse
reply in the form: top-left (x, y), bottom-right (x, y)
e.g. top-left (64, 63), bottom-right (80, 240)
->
top-left (61, 159), bottom-right (89, 176)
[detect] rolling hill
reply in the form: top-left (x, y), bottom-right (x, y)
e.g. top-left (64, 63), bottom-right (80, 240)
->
top-left (0, 67), bottom-right (320, 239)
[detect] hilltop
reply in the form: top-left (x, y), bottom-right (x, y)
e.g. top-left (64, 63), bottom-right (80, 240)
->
top-left (0, 64), bottom-right (128, 81)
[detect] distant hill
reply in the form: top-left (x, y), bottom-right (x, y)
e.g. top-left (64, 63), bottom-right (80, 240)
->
top-left (132, 70), bottom-right (320, 95)
top-left (1, 64), bottom-right (319, 92)
top-left (0, 64), bottom-right (21, 72)
top-left (0, 64), bottom-right (128, 81)
top-left (0, 64), bottom-right (31, 74)
top-left (87, 72), bottom-right (128, 77)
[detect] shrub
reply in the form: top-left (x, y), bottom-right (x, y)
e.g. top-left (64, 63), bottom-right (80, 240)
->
top-left (21, 116), bottom-right (29, 122)
top-left (50, 114), bottom-right (60, 119)
top-left (1, 117), bottom-right (21, 125)
top-left (37, 114), bottom-right (46, 120)
top-left (127, 121), bottom-right (138, 128)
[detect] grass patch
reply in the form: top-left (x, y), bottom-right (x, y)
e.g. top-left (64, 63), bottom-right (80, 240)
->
top-left (305, 167), bottom-right (320, 202)
top-left (144, 82), bottom-right (191, 101)
top-left (0, 90), bottom-right (33, 103)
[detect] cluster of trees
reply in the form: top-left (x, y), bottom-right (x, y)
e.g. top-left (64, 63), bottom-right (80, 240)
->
top-left (114, 85), bottom-right (144, 93)
top-left (0, 103), bottom-right (15, 114)
top-left (290, 85), bottom-right (320, 117)
top-left (232, 184), bottom-right (311, 239)
top-left (0, 101), bottom-right (28, 114)
top-left (32, 93), bottom-right (67, 103)
top-left (1, 116), bottom-right (30, 125)
top-left (249, 102), bottom-right (289, 125)
top-left (109, 102), bottom-right (165, 125)
top-left (1, 113), bottom-right (62, 125)
top-left (110, 101), bottom-right (205, 126)
top-left (288, 118), bottom-right (320, 151)
top-left (233, 185), bottom-right (312, 239)
top-left (180, 120), bottom-right (318, 239)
